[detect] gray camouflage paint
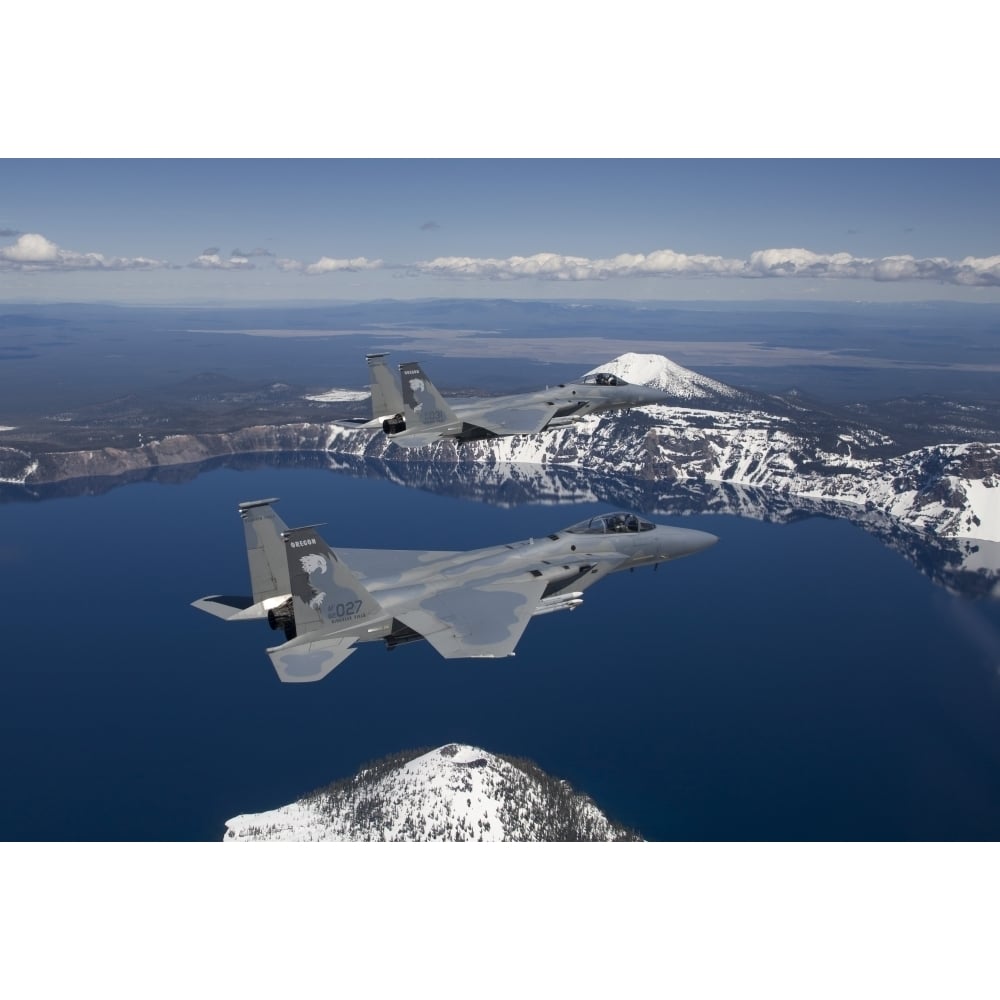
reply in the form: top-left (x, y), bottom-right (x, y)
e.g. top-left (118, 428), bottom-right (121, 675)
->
top-left (365, 352), bottom-right (404, 419)
top-left (239, 498), bottom-right (290, 602)
top-left (194, 500), bottom-right (718, 683)
top-left (373, 356), bottom-right (670, 447)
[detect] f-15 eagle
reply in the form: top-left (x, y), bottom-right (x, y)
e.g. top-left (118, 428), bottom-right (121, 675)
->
top-left (193, 499), bottom-right (717, 683)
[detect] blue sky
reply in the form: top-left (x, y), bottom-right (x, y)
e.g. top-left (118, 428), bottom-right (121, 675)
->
top-left (2, 159), bottom-right (998, 305)
top-left (1, 158), bottom-right (997, 306)
top-left (6, 3), bottom-right (997, 308)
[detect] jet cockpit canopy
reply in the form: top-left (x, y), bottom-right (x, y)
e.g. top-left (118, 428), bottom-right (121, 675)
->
top-left (565, 512), bottom-right (655, 534)
top-left (577, 372), bottom-right (628, 387)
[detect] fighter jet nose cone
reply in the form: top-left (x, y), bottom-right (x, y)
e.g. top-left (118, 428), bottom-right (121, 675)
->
top-left (654, 525), bottom-right (719, 560)
top-left (685, 529), bottom-right (719, 553)
top-left (638, 387), bottom-right (666, 402)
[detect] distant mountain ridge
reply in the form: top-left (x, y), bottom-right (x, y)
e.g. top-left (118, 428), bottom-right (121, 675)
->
top-left (224, 744), bottom-right (641, 842)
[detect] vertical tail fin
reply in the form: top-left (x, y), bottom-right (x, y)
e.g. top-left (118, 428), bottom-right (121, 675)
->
top-left (191, 499), bottom-right (291, 622)
top-left (366, 352), bottom-right (404, 420)
top-left (239, 499), bottom-right (290, 604)
top-left (265, 524), bottom-right (386, 682)
top-left (398, 361), bottom-right (462, 435)
top-left (280, 525), bottom-right (383, 636)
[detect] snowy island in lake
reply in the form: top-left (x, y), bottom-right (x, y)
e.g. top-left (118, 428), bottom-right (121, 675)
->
top-left (224, 744), bottom-right (641, 842)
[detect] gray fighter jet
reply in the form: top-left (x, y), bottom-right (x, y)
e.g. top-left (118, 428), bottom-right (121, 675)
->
top-left (344, 354), bottom-right (668, 448)
top-left (193, 499), bottom-right (717, 683)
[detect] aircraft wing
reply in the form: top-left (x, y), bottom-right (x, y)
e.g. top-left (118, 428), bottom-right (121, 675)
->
top-left (393, 574), bottom-right (551, 659)
top-left (457, 400), bottom-right (555, 436)
top-left (388, 549), bottom-right (631, 658)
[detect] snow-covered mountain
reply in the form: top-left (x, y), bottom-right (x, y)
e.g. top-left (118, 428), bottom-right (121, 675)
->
top-left (585, 351), bottom-right (742, 403)
top-left (224, 744), bottom-right (640, 842)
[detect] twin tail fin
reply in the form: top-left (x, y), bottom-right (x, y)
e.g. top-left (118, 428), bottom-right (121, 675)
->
top-left (265, 524), bottom-right (386, 683)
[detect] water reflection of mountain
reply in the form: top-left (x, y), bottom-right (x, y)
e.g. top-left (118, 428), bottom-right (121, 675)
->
top-left (3, 451), bottom-right (997, 600)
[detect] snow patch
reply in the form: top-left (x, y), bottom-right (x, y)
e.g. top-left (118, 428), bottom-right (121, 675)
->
top-left (305, 389), bottom-right (370, 403)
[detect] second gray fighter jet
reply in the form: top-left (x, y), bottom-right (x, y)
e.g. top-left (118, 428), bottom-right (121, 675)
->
top-left (349, 354), bottom-right (668, 448)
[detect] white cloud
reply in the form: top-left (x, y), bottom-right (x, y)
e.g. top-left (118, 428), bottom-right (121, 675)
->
top-left (746, 248), bottom-right (1000, 286)
top-left (4, 232), bottom-right (998, 289)
top-left (279, 255), bottom-right (384, 275)
top-left (413, 247), bottom-right (1000, 286)
top-left (0, 232), bottom-right (170, 271)
top-left (412, 249), bottom-right (759, 281)
top-left (2, 233), bottom-right (61, 262)
top-left (744, 248), bottom-right (962, 282)
top-left (954, 255), bottom-right (1000, 286)
top-left (189, 251), bottom-right (254, 270)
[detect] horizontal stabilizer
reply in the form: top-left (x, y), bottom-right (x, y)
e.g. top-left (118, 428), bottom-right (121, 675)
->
top-left (334, 416), bottom-right (378, 428)
top-left (192, 595), bottom-right (267, 621)
top-left (267, 636), bottom-right (358, 683)
top-left (384, 430), bottom-right (452, 450)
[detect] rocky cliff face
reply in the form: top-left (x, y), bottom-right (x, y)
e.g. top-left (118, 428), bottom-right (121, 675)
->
top-left (223, 744), bottom-right (641, 842)
top-left (3, 353), bottom-right (997, 548)
top-left (0, 422), bottom-right (339, 486)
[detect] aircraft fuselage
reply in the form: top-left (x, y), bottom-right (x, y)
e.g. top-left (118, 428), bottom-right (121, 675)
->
top-left (333, 515), bottom-right (717, 643)
top-left (194, 500), bottom-right (718, 680)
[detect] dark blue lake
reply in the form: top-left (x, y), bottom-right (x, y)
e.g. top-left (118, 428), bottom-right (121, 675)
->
top-left (3, 463), bottom-right (1000, 841)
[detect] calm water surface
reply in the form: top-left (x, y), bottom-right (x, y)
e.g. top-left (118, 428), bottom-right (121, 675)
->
top-left (3, 465), bottom-right (1000, 840)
